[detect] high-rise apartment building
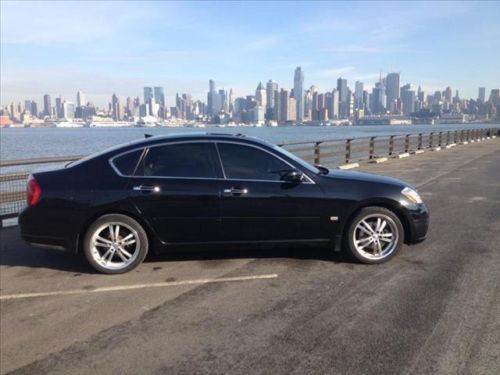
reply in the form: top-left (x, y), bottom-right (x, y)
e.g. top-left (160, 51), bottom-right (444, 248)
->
top-left (294, 67), bottom-right (304, 122)
top-left (255, 82), bottom-right (267, 108)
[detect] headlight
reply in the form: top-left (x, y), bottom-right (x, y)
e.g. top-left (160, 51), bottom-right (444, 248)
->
top-left (401, 187), bottom-right (423, 204)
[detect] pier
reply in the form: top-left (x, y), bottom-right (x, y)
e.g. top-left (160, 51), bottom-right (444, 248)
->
top-left (1, 133), bottom-right (499, 374)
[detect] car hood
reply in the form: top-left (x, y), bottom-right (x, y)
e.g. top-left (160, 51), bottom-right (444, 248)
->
top-left (321, 169), bottom-right (410, 188)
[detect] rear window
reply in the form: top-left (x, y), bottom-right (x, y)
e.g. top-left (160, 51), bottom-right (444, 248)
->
top-left (112, 149), bottom-right (143, 176)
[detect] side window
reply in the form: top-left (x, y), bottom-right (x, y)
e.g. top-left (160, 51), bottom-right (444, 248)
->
top-left (217, 143), bottom-right (291, 181)
top-left (112, 149), bottom-right (143, 176)
top-left (138, 143), bottom-right (218, 178)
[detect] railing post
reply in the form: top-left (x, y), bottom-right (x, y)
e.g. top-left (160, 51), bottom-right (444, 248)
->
top-left (369, 137), bottom-right (375, 159)
top-left (345, 139), bottom-right (351, 163)
top-left (418, 133), bottom-right (423, 150)
top-left (314, 142), bottom-right (321, 165)
top-left (446, 131), bottom-right (450, 145)
top-left (429, 132), bottom-right (434, 148)
top-left (389, 136), bottom-right (394, 155)
top-left (454, 130), bottom-right (458, 144)
top-left (467, 130), bottom-right (470, 141)
top-left (438, 131), bottom-right (443, 146)
top-left (404, 134), bottom-right (410, 153)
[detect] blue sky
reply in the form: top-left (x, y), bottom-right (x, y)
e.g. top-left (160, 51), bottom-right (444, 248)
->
top-left (1, 1), bottom-right (499, 107)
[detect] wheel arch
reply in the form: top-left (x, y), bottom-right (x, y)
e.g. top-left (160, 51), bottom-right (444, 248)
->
top-left (75, 209), bottom-right (159, 255)
top-left (341, 199), bottom-right (412, 244)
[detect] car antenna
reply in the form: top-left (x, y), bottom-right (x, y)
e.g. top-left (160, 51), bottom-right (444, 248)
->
top-left (144, 134), bottom-right (153, 139)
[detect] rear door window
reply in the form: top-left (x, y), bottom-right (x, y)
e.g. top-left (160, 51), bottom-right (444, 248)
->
top-left (137, 142), bottom-right (218, 178)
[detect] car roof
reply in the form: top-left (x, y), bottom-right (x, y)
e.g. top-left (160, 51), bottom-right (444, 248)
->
top-left (132, 132), bottom-right (273, 148)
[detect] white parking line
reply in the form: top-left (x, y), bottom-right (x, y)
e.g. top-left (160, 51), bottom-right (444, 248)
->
top-left (0, 274), bottom-right (278, 300)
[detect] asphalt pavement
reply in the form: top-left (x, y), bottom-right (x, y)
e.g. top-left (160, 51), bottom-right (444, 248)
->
top-left (1, 138), bottom-right (499, 374)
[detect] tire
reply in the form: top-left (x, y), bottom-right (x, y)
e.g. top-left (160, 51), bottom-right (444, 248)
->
top-left (346, 206), bottom-right (404, 264)
top-left (83, 214), bottom-right (149, 274)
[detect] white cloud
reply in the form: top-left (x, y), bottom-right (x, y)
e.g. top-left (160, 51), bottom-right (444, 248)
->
top-left (319, 66), bottom-right (356, 78)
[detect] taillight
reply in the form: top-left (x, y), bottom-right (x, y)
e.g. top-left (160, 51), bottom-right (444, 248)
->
top-left (27, 175), bottom-right (41, 206)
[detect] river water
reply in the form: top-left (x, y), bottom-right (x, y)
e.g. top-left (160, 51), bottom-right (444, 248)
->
top-left (0, 123), bottom-right (497, 161)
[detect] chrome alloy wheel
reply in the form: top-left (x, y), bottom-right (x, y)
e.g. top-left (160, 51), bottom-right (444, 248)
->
top-left (90, 222), bottom-right (140, 271)
top-left (352, 214), bottom-right (399, 260)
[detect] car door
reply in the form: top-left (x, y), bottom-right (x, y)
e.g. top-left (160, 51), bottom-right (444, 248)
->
top-left (216, 142), bottom-right (326, 242)
top-left (123, 141), bottom-right (222, 244)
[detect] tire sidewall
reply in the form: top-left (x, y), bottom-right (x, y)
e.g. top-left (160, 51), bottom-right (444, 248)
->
top-left (83, 214), bottom-right (149, 274)
top-left (346, 207), bottom-right (404, 264)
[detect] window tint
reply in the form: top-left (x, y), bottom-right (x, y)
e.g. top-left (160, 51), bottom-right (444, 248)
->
top-left (217, 143), bottom-right (291, 181)
top-left (112, 149), bottom-right (143, 176)
top-left (139, 143), bottom-right (218, 178)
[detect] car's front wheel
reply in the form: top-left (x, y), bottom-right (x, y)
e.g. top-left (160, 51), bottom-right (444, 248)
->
top-left (346, 207), bottom-right (404, 264)
top-left (83, 214), bottom-right (149, 274)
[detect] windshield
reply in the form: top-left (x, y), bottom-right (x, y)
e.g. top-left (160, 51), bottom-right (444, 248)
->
top-left (272, 145), bottom-right (320, 174)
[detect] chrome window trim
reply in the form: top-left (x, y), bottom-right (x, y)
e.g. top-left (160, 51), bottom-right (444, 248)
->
top-left (108, 139), bottom-right (315, 184)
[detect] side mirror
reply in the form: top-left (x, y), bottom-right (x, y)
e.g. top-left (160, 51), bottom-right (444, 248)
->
top-left (282, 169), bottom-right (304, 183)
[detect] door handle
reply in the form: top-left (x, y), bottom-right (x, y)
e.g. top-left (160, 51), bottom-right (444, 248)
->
top-left (223, 187), bottom-right (248, 196)
top-left (132, 185), bottom-right (160, 193)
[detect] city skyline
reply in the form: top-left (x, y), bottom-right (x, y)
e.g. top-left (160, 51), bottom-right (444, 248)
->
top-left (1, 1), bottom-right (500, 106)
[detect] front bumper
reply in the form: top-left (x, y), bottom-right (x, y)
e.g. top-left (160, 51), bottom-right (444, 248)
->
top-left (406, 203), bottom-right (429, 243)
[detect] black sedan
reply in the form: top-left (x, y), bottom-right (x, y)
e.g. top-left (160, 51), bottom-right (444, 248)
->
top-left (20, 133), bottom-right (429, 273)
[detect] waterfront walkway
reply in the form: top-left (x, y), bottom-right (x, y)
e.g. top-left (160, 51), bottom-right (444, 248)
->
top-left (1, 138), bottom-right (499, 374)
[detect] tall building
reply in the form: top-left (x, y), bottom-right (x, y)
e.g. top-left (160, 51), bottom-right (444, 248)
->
top-left (279, 89), bottom-right (289, 123)
top-left (154, 87), bottom-right (165, 107)
top-left (478, 87), bottom-right (486, 102)
top-left (55, 96), bottom-right (62, 119)
top-left (24, 100), bottom-right (32, 113)
top-left (62, 101), bottom-right (75, 119)
top-left (354, 81), bottom-right (364, 110)
top-left (294, 67), bottom-right (304, 122)
top-left (112, 93), bottom-right (121, 121)
top-left (401, 84), bottom-right (416, 115)
top-left (255, 82), bottom-right (267, 108)
top-left (144, 87), bottom-right (153, 109)
top-left (207, 79), bottom-right (217, 116)
top-left (371, 81), bottom-right (386, 114)
top-left (385, 73), bottom-right (400, 113)
top-left (76, 91), bottom-right (86, 107)
top-left (31, 101), bottom-right (38, 118)
top-left (266, 80), bottom-right (278, 110)
top-left (337, 77), bottom-right (348, 118)
top-left (43, 94), bottom-right (51, 117)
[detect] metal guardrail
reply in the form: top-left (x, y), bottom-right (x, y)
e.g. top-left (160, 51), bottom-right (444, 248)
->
top-left (1, 127), bottom-right (498, 222)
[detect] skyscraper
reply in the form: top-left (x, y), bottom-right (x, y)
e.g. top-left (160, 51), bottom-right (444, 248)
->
top-left (43, 94), bottom-right (51, 117)
top-left (478, 87), bottom-right (486, 102)
top-left (266, 80), bottom-right (278, 110)
top-left (372, 81), bottom-right (387, 114)
top-left (144, 87), bottom-right (153, 106)
top-left (55, 96), bottom-right (62, 119)
top-left (154, 87), bottom-right (165, 107)
top-left (354, 81), bottom-right (364, 110)
top-left (112, 93), bottom-right (121, 121)
top-left (255, 82), bottom-right (267, 108)
top-left (207, 79), bottom-right (217, 116)
top-left (337, 77), bottom-right (348, 118)
top-left (294, 67), bottom-right (304, 122)
top-left (76, 91), bottom-right (86, 107)
top-left (385, 73), bottom-right (400, 113)
top-left (401, 84), bottom-right (416, 115)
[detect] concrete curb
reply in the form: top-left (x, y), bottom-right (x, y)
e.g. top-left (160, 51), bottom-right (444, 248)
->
top-left (338, 163), bottom-right (360, 170)
top-left (461, 141), bottom-right (469, 145)
top-left (411, 149), bottom-right (425, 154)
top-left (369, 157), bottom-right (388, 164)
top-left (396, 153), bottom-right (410, 159)
top-left (431, 147), bottom-right (441, 151)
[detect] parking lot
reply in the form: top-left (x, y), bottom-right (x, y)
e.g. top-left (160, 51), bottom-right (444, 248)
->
top-left (1, 139), bottom-right (499, 374)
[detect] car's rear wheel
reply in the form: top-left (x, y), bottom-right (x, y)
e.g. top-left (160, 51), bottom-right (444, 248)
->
top-left (83, 214), bottom-right (148, 274)
top-left (346, 207), bottom-right (403, 264)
